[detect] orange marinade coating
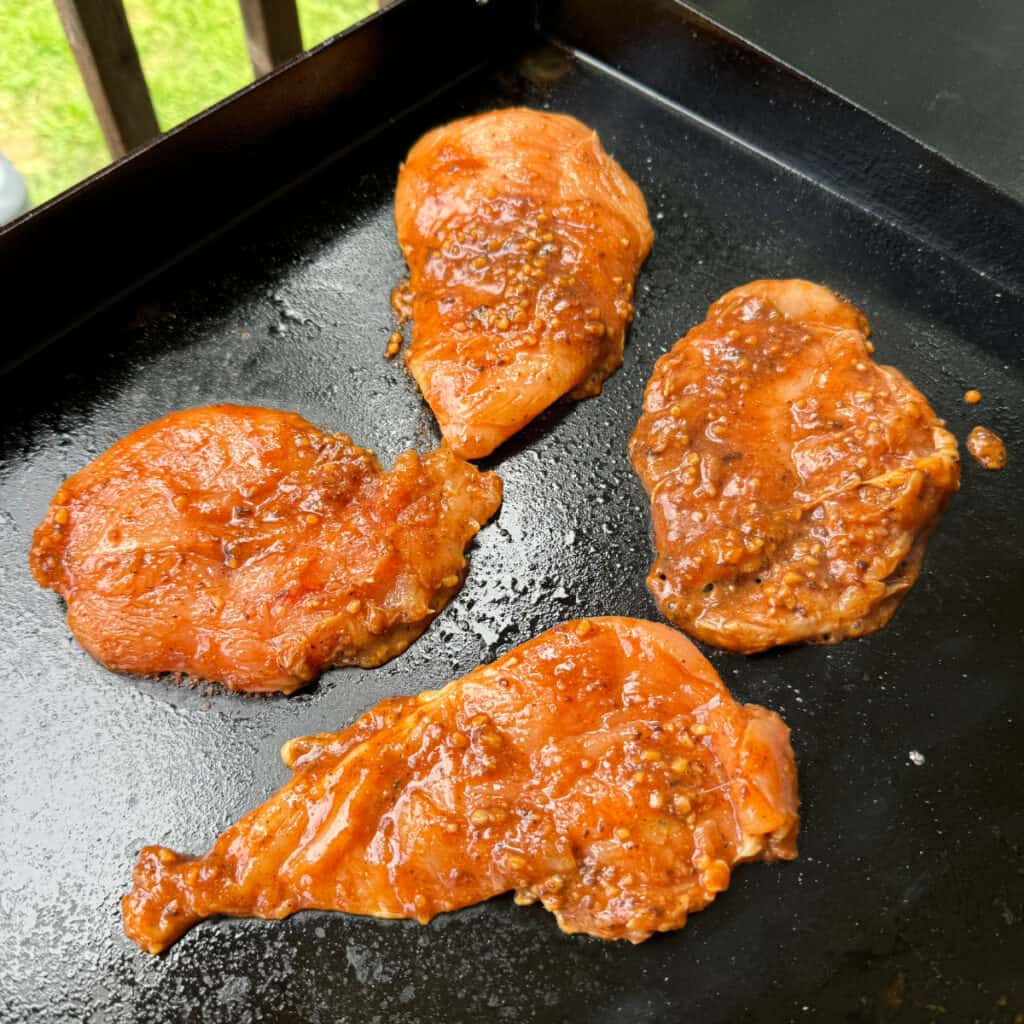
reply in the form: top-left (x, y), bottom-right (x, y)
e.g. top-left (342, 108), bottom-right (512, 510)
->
top-left (123, 617), bottom-right (799, 952)
top-left (967, 425), bottom-right (1007, 470)
top-left (30, 405), bottom-right (502, 693)
top-left (394, 107), bottom-right (654, 459)
top-left (630, 279), bottom-right (961, 653)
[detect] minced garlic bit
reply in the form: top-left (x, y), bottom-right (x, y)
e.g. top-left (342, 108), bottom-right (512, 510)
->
top-left (384, 332), bottom-right (403, 360)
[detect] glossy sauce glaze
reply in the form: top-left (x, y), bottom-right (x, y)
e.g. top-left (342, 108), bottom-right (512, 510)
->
top-left (30, 406), bottom-right (502, 693)
top-left (123, 617), bottom-right (798, 952)
top-left (393, 108), bottom-right (653, 459)
top-left (630, 280), bottom-right (960, 653)
top-left (966, 425), bottom-right (1007, 470)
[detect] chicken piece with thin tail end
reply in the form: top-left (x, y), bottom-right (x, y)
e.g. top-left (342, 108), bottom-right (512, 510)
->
top-left (123, 617), bottom-right (799, 953)
top-left (630, 279), bottom-right (960, 653)
top-left (30, 405), bottom-right (502, 694)
top-left (393, 107), bottom-right (654, 459)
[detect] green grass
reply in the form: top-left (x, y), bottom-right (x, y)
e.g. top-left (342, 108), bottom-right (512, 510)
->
top-left (0, 0), bottom-right (374, 206)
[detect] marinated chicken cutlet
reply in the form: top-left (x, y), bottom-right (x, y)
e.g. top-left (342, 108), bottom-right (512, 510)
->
top-left (630, 280), bottom-right (960, 653)
top-left (30, 406), bottom-right (501, 693)
top-left (393, 108), bottom-right (654, 459)
top-left (123, 617), bottom-right (799, 952)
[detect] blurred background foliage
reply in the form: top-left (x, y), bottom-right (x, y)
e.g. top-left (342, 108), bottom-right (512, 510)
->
top-left (0, 0), bottom-right (374, 206)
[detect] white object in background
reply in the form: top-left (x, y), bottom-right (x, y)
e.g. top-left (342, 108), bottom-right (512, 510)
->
top-left (0, 152), bottom-right (29, 225)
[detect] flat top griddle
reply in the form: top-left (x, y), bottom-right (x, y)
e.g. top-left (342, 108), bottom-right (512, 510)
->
top-left (0, 2), bottom-right (1021, 1022)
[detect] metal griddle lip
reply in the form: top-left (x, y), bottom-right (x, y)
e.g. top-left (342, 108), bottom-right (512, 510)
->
top-left (2, 0), bottom-right (1023, 372)
top-left (540, 0), bottom-right (1024, 295)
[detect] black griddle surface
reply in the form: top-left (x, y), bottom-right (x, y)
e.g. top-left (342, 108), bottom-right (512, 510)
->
top-left (0, 39), bottom-right (1022, 1024)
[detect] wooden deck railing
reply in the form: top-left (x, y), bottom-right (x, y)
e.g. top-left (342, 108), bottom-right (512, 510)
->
top-left (54, 0), bottom-right (360, 160)
top-left (54, 0), bottom-right (160, 157)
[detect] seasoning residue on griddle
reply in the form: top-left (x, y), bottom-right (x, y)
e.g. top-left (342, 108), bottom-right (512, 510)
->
top-left (967, 425), bottom-right (1007, 470)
